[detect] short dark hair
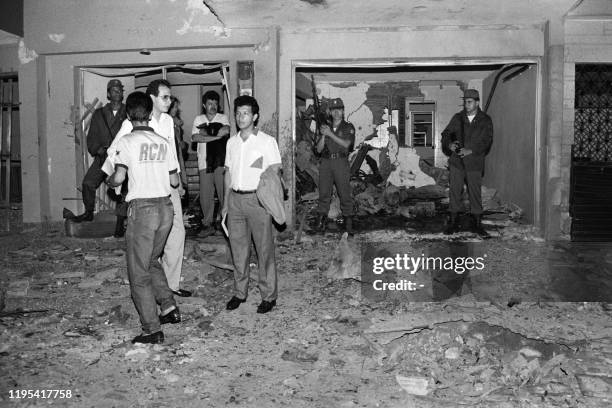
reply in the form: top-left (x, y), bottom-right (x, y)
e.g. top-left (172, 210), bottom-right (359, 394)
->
top-left (126, 91), bottom-right (153, 122)
top-left (234, 95), bottom-right (259, 126)
top-left (202, 90), bottom-right (220, 105)
top-left (146, 79), bottom-right (171, 96)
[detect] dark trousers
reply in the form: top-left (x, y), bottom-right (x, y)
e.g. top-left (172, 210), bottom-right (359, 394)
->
top-left (199, 167), bottom-right (225, 226)
top-left (317, 158), bottom-right (353, 217)
top-left (82, 156), bottom-right (107, 212)
top-left (227, 191), bottom-right (277, 302)
top-left (126, 196), bottom-right (175, 334)
top-left (449, 165), bottom-right (483, 215)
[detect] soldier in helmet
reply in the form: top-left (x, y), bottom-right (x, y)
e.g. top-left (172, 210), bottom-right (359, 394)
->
top-left (315, 98), bottom-right (356, 234)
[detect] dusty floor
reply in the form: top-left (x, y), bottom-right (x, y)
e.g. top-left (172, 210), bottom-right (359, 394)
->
top-left (1, 213), bottom-right (612, 407)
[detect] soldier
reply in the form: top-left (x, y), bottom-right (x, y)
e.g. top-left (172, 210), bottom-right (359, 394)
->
top-left (441, 89), bottom-right (493, 237)
top-left (315, 98), bottom-right (356, 234)
top-left (73, 79), bottom-right (126, 237)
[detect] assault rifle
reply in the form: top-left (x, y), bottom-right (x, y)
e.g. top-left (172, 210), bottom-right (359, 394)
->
top-left (309, 75), bottom-right (331, 154)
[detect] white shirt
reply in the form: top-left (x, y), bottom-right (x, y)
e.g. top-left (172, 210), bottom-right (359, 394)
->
top-left (114, 128), bottom-right (178, 202)
top-left (191, 113), bottom-right (230, 170)
top-left (467, 113), bottom-right (476, 123)
top-left (225, 130), bottom-right (281, 191)
top-left (103, 113), bottom-right (178, 175)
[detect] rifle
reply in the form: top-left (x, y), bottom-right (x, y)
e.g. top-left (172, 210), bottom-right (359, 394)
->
top-left (310, 75), bottom-right (331, 154)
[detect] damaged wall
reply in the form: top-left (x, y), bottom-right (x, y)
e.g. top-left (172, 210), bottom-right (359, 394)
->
top-left (20, 0), bottom-right (278, 222)
top-left (483, 65), bottom-right (537, 222)
top-left (280, 25), bottom-right (545, 226)
top-left (419, 84), bottom-right (464, 167)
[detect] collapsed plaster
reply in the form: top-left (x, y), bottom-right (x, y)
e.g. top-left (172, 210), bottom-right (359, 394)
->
top-left (176, 0), bottom-right (230, 37)
top-left (48, 33), bottom-right (65, 43)
top-left (17, 39), bottom-right (37, 64)
top-left (315, 81), bottom-right (436, 188)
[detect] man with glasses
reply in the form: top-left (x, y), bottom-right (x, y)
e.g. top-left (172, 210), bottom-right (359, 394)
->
top-left (104, 79), bottom-right (190, 315)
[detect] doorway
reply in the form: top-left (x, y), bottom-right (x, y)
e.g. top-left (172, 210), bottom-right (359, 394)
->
top-left (74, 63), bottom-right (231, 211)
top-left (570, 64), bottom-right (612, 241)
top-left (293, 60), bottom-right (541, 225)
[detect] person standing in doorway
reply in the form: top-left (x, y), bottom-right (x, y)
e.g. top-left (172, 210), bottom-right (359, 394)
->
top-left (223, 95), bottom-right (282, 314)
top-left (73, 79), bottom-right (127, 236)
top-left (191, 90), bottom-right (230, 237)
top-left (315, 98), bottom-right (356, 234)
top-left (104, 79), bottom-right (190, 298)
top-left (107, 91), bottom-right (180, 344)
top-left (441, 89), bottom-right (493, 238)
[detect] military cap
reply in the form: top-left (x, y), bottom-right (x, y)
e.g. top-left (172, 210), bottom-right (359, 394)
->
top-left (463, 89), bottom-right (480, 100)
top-left (329, 98), bottom-right (344, 109)
top-left (107, 79), bottom-right (124, 90)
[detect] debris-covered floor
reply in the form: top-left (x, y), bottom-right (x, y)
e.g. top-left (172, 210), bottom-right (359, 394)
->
top-left (1, 213), bottom-right (612, 407)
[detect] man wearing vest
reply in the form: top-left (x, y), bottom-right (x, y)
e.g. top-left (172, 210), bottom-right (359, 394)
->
top-left (441, 89), bottom-right (493, 238)
top-left (190, 90), bottom-right (231, 237)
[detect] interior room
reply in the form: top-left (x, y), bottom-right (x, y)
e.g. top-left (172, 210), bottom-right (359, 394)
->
top-left (295, 62), bottom-right (539, 223)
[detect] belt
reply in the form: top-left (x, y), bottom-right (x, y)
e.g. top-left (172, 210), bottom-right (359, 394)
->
top-left (322, 152), bottom-right (347, 159)
top-left (232, 189), bottom-right (257, 194)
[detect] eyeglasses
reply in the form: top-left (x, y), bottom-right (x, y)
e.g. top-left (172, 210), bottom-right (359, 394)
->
top-left (158, 95), bottom-right (171, 101)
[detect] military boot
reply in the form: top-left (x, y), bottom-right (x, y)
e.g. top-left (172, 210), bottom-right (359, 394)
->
top-left (72, 210), bottom-right (94, 223)
top-left (472, 214), bottom-right (490, 238)
top-left (317, 214), bottom-right (327, 233)
top-left (443, 213), bottom-right (460, 235)
top-left (113, 215), bottom-right (127, 238)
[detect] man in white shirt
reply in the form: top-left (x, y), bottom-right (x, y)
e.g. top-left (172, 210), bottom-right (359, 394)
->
top-left (190, 90), bottom-right (230, 237)
top-left (103, 79), bottom-right (190, 298)
top-left (223, 95), bottom-right (282, 314)
top-left (107, 91), bottom-right (180, 344)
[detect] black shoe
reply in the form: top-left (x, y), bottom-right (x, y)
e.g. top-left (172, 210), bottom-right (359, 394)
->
top-left (72, 211), bottom-right (94, 223)
top-left (132, 331), bottom-right (164, 344)
top-left (256, 300), bottom-right (276, 314)
top-left (113, 215), bottom-right (126, 238)
top-left (226, 296), bottom-right (246, 310)
top-left (159, 307), bottom-right (181, 325)
top-left (317, 214), bottom-right (327, 233)
top-left (471, 214), bottom-right (490, 238)
top-left (443, 213), bottom-right (459, 235)
top-left (172, 289), bottom-right (192, 297)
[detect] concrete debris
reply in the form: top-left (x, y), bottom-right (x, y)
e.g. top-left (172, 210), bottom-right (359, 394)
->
top-left (576, 374), bottom-right (612, 398)
top-left (395, 374), bottom-right (430, 396)
top-left (281, 349), bottom-right (319, 363)
top-left (326, 233), bottom-right (360, 281)
top-left (387, 148), bottom-right (436, 188)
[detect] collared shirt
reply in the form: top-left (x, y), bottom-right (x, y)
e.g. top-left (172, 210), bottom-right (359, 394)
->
top-left (323, 120), bottom-right (355, 155)
top-left (113, 126), bottom-right (178, 201)
top-left (191, 113), bottom-right (230, 170)
top-left (102, 112), bottom-right (178, 176)
top-left (225, 130), bottom-right (281, 191)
